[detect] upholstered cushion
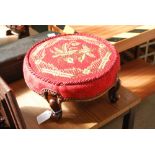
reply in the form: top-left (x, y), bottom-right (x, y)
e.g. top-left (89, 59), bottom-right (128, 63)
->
top-left (23, 33), bottom-right (120, 100)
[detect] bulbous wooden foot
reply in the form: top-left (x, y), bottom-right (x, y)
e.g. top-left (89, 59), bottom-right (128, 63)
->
top-left (48, 98), bottom-right (62, 120)
top-left (44, 92), bottom-right (63, 120)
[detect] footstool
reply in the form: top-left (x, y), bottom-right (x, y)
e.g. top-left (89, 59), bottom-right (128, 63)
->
top-left (23, 33), bottom-right (120, 121)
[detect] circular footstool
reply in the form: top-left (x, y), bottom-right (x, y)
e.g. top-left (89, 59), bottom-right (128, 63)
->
top-left (23, 33), bottom-right (120, 120)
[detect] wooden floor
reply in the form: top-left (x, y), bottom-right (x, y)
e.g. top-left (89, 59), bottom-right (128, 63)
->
top-left (120, 59), bottom-right (155, 99)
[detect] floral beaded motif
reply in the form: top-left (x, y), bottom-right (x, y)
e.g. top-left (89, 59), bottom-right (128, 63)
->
top-left (31, 35), bottom-right (112, 78)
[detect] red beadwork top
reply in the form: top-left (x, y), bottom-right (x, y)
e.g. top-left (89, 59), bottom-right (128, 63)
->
top-left (23, 33), bottom-right (120, 100)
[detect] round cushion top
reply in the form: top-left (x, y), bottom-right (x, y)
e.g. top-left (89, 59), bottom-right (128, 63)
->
top-left (23, 33), bottom-right (120, 100)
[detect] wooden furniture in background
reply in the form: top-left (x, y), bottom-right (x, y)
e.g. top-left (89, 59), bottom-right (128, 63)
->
top-left (9, 79), bottom-right (141, 129)
top-left (71, 25), bottom-right (155, 52)
top-left (71, 25), bottom-right (139, 39)
top-left (48, 25), bottom-right (75, 34)
top-left (0, 77), bottom-right (26, 129)
top-left (0, 31), bottom-right (54, 83)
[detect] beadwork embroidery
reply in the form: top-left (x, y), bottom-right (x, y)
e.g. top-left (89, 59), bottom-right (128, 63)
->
top-left (31, 35), bottom-right (112, 78)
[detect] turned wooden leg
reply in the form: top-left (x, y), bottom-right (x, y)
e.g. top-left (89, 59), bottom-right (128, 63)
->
top-left (44, 92), bottom-right (63, 120)
top-left (108, 78), bottom-right (121, 103)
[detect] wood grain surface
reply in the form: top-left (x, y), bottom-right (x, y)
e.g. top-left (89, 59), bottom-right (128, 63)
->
top-left (71, 25), bottom-right (155, 52)
top-left (120, 59), bottom-right (155, 99)
top-left (9, 80), bottom-right (140, 129)
top-left (71, 25), bottom-right (139, 39)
